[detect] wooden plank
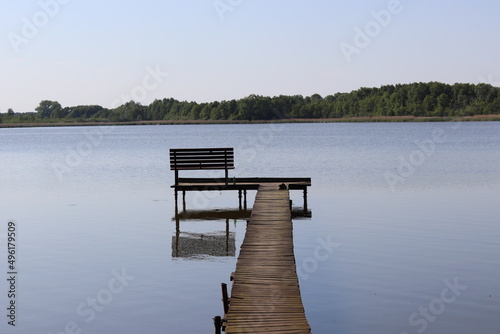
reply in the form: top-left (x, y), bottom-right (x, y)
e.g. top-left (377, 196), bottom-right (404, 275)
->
top-left (170, 156), bottom-right (234, 161)
top-left (170, 147), bottom-right (233, 153)
top-left (176, 177), bottom-right (310, 184)
top-left (170, 152), bottom-right (233, 157)
top-left (224, 183), bottom-right (311, 334)
top-left (170, 163), bottom-right (235, 170)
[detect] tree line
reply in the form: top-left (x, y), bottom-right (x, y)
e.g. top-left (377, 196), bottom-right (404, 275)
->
top-left (1, 82), bottom-right (499, 124)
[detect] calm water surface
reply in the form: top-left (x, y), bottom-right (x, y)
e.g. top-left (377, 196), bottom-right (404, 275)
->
top-left (0, 122), bottom-right (499, 334)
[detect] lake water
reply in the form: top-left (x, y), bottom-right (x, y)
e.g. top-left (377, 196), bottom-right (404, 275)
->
top-left (0, 122), bottom-right (499, 334)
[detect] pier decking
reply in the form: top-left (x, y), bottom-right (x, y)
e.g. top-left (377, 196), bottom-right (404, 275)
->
top-left (222, 183), bottom-right (311, 333)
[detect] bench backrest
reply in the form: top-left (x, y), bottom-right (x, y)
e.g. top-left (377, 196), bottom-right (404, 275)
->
top-left (170, 148), bottom-right (235, 185)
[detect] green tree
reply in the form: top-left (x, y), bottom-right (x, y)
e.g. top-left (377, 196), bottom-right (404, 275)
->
top-left (36, 100), bottom-right (62, 119)
top-left (436, 93), bottom-right (450, 116)
top-left (199, 104), bottom-right (211, 120)
top-left (423, 95), bottom-right (436, 113)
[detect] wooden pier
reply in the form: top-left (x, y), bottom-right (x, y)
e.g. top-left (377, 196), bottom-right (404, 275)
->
top-left (221, 183), bottom-right (311, 333)
top-left (169, 148), bottom-right (311, 333)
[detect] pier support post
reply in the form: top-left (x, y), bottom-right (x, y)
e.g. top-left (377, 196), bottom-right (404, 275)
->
top-left (303, 188), bottom-right (308, 213)
top-left (213, 316), bottom-right (222, 334)
top-left (174, 189), bottom-right (179, 212)
top-left (243, 190), bottom-right (247, 210)
top-left (238, 190), bottom-right (242, 210)
top-left (182, 191), bottom-right (186, 212)
top-left (221, 283), bottom-right (229, 315)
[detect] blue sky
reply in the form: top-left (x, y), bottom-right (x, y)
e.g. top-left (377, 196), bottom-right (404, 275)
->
top-left (1, 0), bottom-right (499, 112)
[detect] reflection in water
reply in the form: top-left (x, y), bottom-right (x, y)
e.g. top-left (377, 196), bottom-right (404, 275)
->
top-left (172, 207), bottom-right (312, 260)
top-left (172, 229), bottom-right (236, 259)
top-left (172, 208), bottom-right (246, 260)
top-left (174, 209), bottom-right (251, 220)
top-left (172, 210), bottom-right (237, 260)
top-left (174, 208), bottom-right (311, 221)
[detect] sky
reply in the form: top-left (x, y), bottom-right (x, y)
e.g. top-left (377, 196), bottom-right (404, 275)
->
top-left (1, 0), bottom-right (500, 113)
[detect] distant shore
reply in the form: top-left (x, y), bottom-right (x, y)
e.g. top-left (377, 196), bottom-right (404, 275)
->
top-left (1, 115), bottom-right (499, 128)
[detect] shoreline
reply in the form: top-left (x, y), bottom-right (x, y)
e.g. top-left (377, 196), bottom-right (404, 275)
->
top-left (1, 115), bottom-right (499, 128)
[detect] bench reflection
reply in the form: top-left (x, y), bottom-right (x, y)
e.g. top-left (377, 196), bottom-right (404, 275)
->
top-left (172, 208), bottom-right (311, 260)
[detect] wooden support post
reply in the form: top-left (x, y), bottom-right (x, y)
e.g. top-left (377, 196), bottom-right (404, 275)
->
top-left (221, 283), bottom-right (229, 315)
top-left (238, 190), bottom-right (242, 210)
top-left (243, 190), bottom-right (247, 210)
top-left (213, 316), bottom-right (222, 334)
top-left (182, 191), bottom-right (186, 212)
top-left (174, 203), bottom-right (180, 258)
top-left (303, 187), bottom-right (308, 213)
top-left (226, 219), bottom-right (230, 255)
top-left (174, 189), bottom-right (179, 213)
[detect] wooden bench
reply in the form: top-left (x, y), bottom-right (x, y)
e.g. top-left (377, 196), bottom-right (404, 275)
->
top-left (170, 148), bottom-right (235, 185)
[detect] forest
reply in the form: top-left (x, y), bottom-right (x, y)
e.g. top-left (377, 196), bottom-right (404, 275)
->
top-left (1, 82), bottom-right (500, 124)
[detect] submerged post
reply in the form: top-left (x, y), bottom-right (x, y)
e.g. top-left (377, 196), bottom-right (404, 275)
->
top-left (213, 316), bottom-right (222, 334)
top-left (221, 283), bottom-right (229, 315)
